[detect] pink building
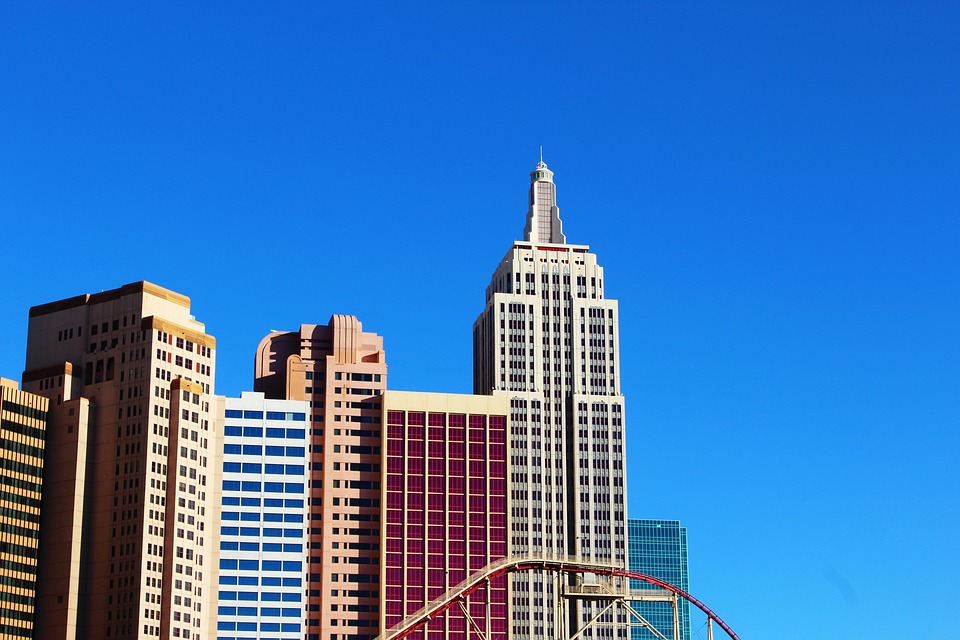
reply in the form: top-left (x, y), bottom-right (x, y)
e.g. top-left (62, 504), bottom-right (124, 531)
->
top-left (380, 392), bottom-right (510, 640)
top-left (255, 316), bottom-right (386, 640)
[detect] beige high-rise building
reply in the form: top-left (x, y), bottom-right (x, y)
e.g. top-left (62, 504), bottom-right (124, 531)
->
top-left (0, 377), bottom-right (48, 639)
top-left (255, 316), bottom-right (387, 640)
top-left (23, 281), bottom-right (223, 640)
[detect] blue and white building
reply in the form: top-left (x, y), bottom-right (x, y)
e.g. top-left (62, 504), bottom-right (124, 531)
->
top-left (217, 392), bottom-right (310, 640)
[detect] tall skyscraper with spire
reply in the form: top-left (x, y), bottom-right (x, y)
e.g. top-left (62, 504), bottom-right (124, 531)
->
top-left (474, 160), bottom-right (628, 640)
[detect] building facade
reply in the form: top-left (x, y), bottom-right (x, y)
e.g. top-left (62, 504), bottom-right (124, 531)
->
top-left (627, 520), bottom-right (689, 640)
top-left (0, 377), bottom-right (48, 638)
top-left (379, 391), bottom-right (509, 640)
top-left (473, 161), bottom-right (628, 640)
top-left (216, 392), bottom-right (310, 640)
top-left (254, 316), bottom-right (386, 640)
top-left (24, 281), bottom-right (223, 640)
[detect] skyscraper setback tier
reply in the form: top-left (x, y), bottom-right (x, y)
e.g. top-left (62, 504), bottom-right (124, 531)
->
top-left (254, 316), bottom-right (386, 640)
top-left (23, 281), bottom-right (223, 640)
top-left (473, 161), bottom-right (628, 640)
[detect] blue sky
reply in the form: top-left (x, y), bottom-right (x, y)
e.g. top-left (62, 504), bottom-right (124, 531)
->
top-left (1, 3), bottom-right (958, 638)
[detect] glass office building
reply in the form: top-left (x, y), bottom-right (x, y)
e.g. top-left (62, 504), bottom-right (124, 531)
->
top-left (627, 520), bottom-right (690, 640)
top-left (217, 392), bottom-right (310, 640)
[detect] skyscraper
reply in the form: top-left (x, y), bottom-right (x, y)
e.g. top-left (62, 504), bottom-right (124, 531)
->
top-left (216, 392), bottom-right (310, 640)
top-left (379, 391), bottom-right (509, 640)
top-left (0, 377), bottom-right (48, 639)
top-left (24, 281), bottom-right (223, 640)
top-left (627, 520), bottom-right (690, 640)
top-left (474, 160), bottom-right (628, 640)
top-left (254, 316), bottom-right (387, 640)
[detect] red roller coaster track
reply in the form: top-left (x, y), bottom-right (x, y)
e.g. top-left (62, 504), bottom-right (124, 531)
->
top-left (377, 555), bottom-right (740, 640)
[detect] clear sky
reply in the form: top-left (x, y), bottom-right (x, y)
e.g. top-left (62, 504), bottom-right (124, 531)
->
top-left (1, 3), bottom-right (958, 638)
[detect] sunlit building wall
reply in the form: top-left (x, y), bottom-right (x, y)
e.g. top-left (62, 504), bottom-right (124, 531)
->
top-left (0, 377), bottom-right (48, 639)
top-left (473, 162), bottom-right (628, 640)
top-left (24, 281), bottom-right (223, 640)
top-left (216, 392), bottom-right (309, 640)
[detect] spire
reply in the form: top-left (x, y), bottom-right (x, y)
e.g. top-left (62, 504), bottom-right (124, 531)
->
top-left (523, 154), bottom-right (566, 243)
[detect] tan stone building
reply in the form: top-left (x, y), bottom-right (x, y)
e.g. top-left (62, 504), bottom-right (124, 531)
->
top-left (255, 316), bottom-right (386, 640)
top-left (24, 281), bottom-right (223, 640)
top-left (0, 377), bottom-right (48, 638)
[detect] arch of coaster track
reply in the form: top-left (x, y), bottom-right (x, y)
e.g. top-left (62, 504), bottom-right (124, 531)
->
top-left (376, 554), bottom-right (740, 640)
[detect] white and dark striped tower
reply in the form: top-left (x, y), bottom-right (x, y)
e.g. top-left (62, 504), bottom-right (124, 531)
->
top-left (474, 159), bottom-right (628, 640)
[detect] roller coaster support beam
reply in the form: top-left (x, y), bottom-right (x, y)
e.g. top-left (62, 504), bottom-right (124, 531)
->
top-left (568, 599), bottom-right (619, 640)
top-left (457, 598), bottom-right (488, 640)
top-left (618, 599), bottom-right (671, 640)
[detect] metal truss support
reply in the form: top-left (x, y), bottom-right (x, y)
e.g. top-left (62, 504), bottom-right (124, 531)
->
top-left (458, 597), bottom-right (488, 640)
top-left (672, 597), bottom-right (680, 640)
top-left (556, 570), bottom-right (566, 640)
top-left (568, 599), bottom-right (619, 640)
top-left (618, 599), bottom-right (671, 640)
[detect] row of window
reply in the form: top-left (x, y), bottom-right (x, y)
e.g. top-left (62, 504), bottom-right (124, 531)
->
top-left (222, 497), bottom-right (303, 508)
top-left (219, 541), bottom-right (302, 553)
top-left (224, 409), bottom-right (306, 421)
top-left (217, 621), bottom-right (301, 632)
top-left (219, 574), bottom-right (301, 586)
top-left (224, 426), bottom-right (305, 439)
top-left (222, 481), bottom-right (303, 493)
top-left (223, 444), bottom-right (305, 458)
top-left (221, 511), bottom-right (304, 522)
top-left (217, 606), bottom-right (300, 618)
top-left (219, 526), bottom-right (302, 539)
top-left (0, 418), bottom-right (46, 443)
top-left (222, 463), bottom-right (304, 475)
top-left (333, 372), bottom-right (382, 382)
top-left (218, 590), bottom-right (301, 602)
top-left (218, 559), bottom-right (303, 571)
top-left (0, 401), bottom-right (47, 423)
